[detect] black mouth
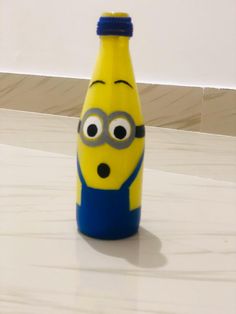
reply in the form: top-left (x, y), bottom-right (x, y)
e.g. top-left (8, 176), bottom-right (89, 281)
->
top-left (97, 163), bottom-right (110, 178)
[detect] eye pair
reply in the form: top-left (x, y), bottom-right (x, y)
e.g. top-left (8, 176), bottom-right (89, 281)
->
top-left (78, 108), bottom-right (145, 149)
top-left (83, 115), bottom-right (131, 142)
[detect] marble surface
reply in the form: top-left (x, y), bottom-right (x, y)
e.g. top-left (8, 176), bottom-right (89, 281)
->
top-left (0, 109), bottom-right (236, 314)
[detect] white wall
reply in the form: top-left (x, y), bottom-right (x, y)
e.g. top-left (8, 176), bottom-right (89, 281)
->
top-left (0, 0), bottom-right (235, 88)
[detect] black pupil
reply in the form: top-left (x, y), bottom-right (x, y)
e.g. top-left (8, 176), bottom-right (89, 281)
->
top-left (87, 124), bottom-right (98, 137)
top-left (114, 126), bottom-right (127, 140)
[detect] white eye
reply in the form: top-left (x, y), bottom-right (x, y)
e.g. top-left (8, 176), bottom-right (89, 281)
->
top-left (83, 115), bottom-right (103, 140)
top-left (109, 118), bottom-right (131, 141)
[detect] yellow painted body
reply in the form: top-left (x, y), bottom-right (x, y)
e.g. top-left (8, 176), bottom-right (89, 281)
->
top-left (77, 13), bottom-right (144, 211)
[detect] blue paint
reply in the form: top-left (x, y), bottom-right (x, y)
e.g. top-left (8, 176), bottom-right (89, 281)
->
top-left (76, 153), bottom-right (144, 240)
top-left (97, 16), bottom-right (133, 37)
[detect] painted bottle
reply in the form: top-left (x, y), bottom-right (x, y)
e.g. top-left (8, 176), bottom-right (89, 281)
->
top-left (76, 12), bottom-right (145, 239)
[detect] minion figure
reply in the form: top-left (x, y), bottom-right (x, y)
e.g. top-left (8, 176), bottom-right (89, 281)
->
top-left (76, 13), bottom-right (145, 240)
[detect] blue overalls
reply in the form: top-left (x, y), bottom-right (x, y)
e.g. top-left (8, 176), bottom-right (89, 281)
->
top-left (76, 153), bottom-right (144, 240)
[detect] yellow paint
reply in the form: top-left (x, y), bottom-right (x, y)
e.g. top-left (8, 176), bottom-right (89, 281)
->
top-left (102, 12), bottom-right (129, 17)
top-left (77, 14), bottom-right (144, 210)
top-left (76, 175), bottom-right (81, 205)
top-left (129, 164), bottom-right (143, 210)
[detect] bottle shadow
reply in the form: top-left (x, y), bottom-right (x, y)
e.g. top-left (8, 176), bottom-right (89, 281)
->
top-left (81, 226), bottom-right (167, 268)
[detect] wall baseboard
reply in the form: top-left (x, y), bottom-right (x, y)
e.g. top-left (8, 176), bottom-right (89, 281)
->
top-left (0, 73), bottom-right (235, 136)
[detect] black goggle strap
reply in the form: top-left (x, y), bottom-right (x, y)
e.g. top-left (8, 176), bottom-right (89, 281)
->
top-left (78, 119), bottom-right (145, 138)
top-left (135, 125), bottom-right (145, 138)
top-left (77, 120), bottom-right (81, 133)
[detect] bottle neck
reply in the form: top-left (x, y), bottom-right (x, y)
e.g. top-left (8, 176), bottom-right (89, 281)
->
top-left (95, 35), bottom-right (135, 86)
top-left (99, 35), bottom-right (130, 52)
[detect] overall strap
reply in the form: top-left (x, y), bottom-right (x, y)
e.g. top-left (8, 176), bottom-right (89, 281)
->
top-left (77, 155), bottom-right (87, 186)
top-left (121, 151), bottom-right (144, 189)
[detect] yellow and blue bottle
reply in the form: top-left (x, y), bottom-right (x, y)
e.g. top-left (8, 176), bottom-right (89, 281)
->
top-left (76, 12), bottom-right (145, 240)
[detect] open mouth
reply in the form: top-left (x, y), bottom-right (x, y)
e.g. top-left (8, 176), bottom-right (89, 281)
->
top-left (97, 163), bottom-right (110, 178)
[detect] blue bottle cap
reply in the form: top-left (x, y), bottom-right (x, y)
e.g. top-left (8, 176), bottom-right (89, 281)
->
top-left (97, 14), bottom-right (133, 37)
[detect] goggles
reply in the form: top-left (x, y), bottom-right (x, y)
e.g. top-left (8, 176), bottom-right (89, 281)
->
top-left (78, 108), bottom-right (145, 149)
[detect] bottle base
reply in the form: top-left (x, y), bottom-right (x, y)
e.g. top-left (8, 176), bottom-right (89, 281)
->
top-left (78, 226), bottom-right (139, 240)
top-left (76, 203), bottom-right (141, 240)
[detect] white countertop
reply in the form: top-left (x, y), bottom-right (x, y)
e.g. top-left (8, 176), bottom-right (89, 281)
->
top-left (0, 109), bottom-right (236, 314)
